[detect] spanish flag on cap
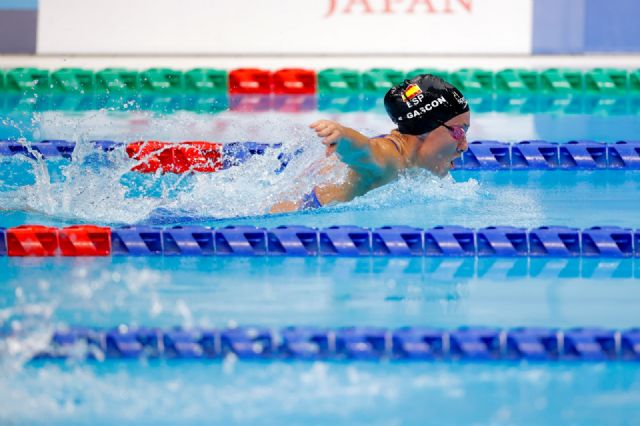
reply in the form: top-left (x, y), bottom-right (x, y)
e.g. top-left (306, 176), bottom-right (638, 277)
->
top-left (401, 83), bottom-right (422, 102)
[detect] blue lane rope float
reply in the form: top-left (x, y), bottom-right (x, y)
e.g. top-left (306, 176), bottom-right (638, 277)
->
top-left (2, 225), bottom-right (640, 257)
top-left (8, 325), bottom-right (639, 362)
top-left (0, 227), bottom-right (6, 256)
top-left (1, 140), bottom-right (639, 170)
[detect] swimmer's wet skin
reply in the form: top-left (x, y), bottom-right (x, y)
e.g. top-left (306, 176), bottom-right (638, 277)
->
top-left (270, 74), bottom-right (470, 213)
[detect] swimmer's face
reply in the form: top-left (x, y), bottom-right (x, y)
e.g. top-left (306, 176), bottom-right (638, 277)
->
top-left (416, 111), bottom-right (470, 177)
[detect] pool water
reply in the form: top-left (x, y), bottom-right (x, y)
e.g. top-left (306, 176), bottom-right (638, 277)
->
top-left (1, 93), bottom-right (640, 425)
top-left (3, 362), bottom-right (640, 425)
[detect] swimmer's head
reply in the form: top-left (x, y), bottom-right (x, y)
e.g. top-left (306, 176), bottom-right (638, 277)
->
top-left (384, 74), bottom-right (470, 135)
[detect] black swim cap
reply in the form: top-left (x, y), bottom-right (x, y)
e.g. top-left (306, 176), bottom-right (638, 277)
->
top-left (384, 74), bottom-right (469, 135)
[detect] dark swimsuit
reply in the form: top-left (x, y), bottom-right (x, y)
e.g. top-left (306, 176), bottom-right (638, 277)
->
top-left (301, 189), bottom-right (323, 209)
top-left (300, 133), bottom-right (403, 210)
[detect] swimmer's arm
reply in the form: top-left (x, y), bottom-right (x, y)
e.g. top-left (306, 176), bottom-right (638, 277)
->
top-left (336, 136), bottom-right (404, 177)
top-left (310, 120), bottom-right (402, 177)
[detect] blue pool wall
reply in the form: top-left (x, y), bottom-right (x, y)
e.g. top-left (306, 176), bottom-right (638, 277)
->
top-left (0, 0), bottom-right (37, 54)
top-left (533, 0), bottom-right (640, 53)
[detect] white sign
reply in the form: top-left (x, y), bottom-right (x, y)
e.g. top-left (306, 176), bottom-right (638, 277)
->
top-left (38, 0), bottom-right (533, 54)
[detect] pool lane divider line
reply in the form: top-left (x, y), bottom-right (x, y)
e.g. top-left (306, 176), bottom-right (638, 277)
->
top-left (1, 225), bottom-right (639, 258)
top-left (6, 325), bottom-right (639, 362)
top-left (1, 140), bottom-right (639, 171)
top-left (2, 67), bottom-right (639, 96)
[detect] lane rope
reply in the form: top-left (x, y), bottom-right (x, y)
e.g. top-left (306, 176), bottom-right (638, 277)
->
top-left (1, 140), bottom-right (639, 171)
top-left (5, 325), bottom-right (637, 362)
top-left (1, 225), bottom-right (638, 258)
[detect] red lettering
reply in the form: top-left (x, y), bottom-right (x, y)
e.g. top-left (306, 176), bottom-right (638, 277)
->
top-left (458, 0), bottom-right (472, 12)
top-left (407, 0), bottom-right (437, 14)
top-left (383, 0), bottom-right (403, 13)
top-left (443, 0), bottom-right (472, 13)
top-left (343, 0), bottom-right (374, 14)
top-left (324, 0), bottom-right (472, 17)
top-left (325, 0), bottom-right (337, 17)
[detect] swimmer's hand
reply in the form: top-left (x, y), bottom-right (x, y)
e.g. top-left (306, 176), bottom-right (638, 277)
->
top-left (310, 120), bottom-right (347, 156)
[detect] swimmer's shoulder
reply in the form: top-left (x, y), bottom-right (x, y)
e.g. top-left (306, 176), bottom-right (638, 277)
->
top-left (370, 129), bottom-right (409, 160)
top-left (354, 130), bottom-right (408, 172)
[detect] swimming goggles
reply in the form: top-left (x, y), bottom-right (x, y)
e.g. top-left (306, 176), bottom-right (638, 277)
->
top-left (440, 123), bottom-right (469, 142)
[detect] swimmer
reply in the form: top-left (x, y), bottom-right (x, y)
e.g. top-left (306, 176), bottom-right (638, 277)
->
top-left (271, 74), bottom-right (470, 212)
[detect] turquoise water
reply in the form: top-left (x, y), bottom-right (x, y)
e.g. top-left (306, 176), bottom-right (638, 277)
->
top-left (2, 255), bottom-right (640, 425)
top-left (2, 362), bottom-right (639, 425)
top-left (2, 257), bottom-right (640, 328)
top-left (1, 95), bottom-right (640, 424)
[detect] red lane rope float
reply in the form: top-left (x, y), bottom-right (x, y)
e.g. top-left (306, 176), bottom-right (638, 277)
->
top-left (229, 68), bottom-right (316, 95)
top-left (273, 69), bottom-right (317, 95)
top-left (229, 68), bottom-right (272, 95)
top-left (7, 225), bottom-right (58, 256)
top-left (126, 141), bottom-right (223, 174)
top-left (7, 225), bottom-right (112, 257)
top-left (58, 225), bottom-right (111, 256)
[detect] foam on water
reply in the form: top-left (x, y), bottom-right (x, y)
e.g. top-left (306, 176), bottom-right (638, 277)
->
top-left (347, 169), bottom-right (480, 209)
top-left (0, 145), bottom-right (495, 225)
top-left (0, 109), bottom-right (501, 225)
